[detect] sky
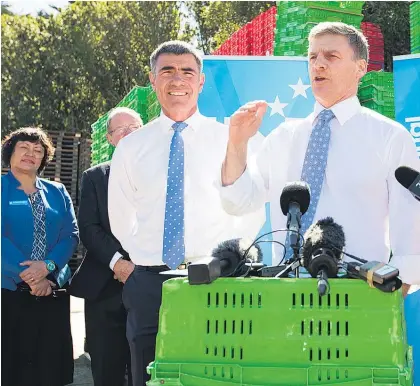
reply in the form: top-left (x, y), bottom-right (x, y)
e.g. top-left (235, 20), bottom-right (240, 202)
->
top-left (6, 0), bottom-right (69, 15)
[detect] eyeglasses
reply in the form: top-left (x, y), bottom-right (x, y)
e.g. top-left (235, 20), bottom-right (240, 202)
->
top-left (108, 125), bottom-right (141, 136)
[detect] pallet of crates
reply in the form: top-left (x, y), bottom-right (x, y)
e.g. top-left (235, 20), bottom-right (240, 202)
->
top-left (274, 1), bottom-right (364, 57)
top-left (358, 71), bottom-right (395, 119)
top-left (261, 6), bottom-right (276, 55)
top-left (147, 278), bottom-right (413, 385)
top-left (410, 1), bottom-right (420, 54)
top-left (361, 22), bottom-right (385, 71)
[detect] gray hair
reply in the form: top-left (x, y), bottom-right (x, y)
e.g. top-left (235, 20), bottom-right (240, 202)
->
top-left (106, 107), bottom-right (143, 132)
top-left (308, 22), bottom-right (369, 62)
top-left (150, 40), bottom-right (203, 74)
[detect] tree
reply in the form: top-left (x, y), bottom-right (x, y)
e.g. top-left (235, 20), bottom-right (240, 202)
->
top-left (1, 1), bottom-right (180, 134)
top-left (362, 1), bottom-right (411, 71)
top-left (183, 1), bottom-right (275, 54)
top-left (1, 1), bottom-right (13, 15)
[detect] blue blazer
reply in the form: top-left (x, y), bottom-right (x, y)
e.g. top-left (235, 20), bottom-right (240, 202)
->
top-left (1, 171), bottom-right (79, 290)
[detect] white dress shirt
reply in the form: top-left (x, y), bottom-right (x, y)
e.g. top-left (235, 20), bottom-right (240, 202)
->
top-left (220, 96), bottom-right (420, 284)
top-left (108, 110), bottom-right (265, 266)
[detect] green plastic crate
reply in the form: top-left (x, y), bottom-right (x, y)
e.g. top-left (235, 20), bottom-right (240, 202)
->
top-left (147, 278), bottom-right (412, 385)
top-left (361, 99), bottom-right (395, 119)
top-left (360, 71), bottom-right (394, 89)
top-left (358, 85), bottom-right (394, 103)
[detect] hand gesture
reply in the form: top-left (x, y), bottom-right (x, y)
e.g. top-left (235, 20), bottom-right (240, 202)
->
top-left (229, 101), bottom-right (267, 145)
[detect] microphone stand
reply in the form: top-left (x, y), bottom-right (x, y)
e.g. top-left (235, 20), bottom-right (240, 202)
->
top-left (286, 202), bottom-right (302, 278)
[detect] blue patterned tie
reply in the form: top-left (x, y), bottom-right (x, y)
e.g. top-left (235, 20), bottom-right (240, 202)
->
top-left (300, 109), bottom-right (335, 233)
top-left (162, 122), bottom-right (187, 269)
top-left (284, 109), bottom-right (335, 260)
top-left (28, 191), bottom-right (47, 261)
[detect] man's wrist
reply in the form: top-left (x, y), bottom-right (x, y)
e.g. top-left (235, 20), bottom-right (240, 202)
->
top-left (110, 252), bottom-right (123, 271)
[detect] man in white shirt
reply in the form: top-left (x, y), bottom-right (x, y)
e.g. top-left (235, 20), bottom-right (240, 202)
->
top-left (220, 22), bottom-right (420, 293)
top-left (108, 41), bottom-right (264, 386)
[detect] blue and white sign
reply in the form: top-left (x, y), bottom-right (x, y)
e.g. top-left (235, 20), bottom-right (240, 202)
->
top-left (394, 53), bottom-right (420, 157)
top-left (199, 56), bottom-right (314, 261)
top-left (394, 53), bottom-right (420, 386)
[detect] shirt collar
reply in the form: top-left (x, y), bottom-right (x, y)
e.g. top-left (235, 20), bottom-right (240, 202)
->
top-left (159, 109), bottom-right (202, 132)
top-left (311, 95), bottom-right (361, 126)
top-left (7, 170), bottom-right (45, 190)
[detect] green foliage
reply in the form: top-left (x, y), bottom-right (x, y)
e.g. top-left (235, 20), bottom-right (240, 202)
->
top-left (362, 1), bottom-right (410, 71)
top-left (1, 1), bottom-right (180, 135)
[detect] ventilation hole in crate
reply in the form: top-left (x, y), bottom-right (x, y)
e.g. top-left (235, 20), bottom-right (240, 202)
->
top-left (231, 347), bottom-right (235, 359)
top-left (215, 292), bottom-right (219, 307)
top-left (223, 320), bottom-right (227, 334)
top-left (345, 321), bottom-right (349, 336)
top-left (230, 367), bottom-right (234, 379)
top-left (327, 293), bottom-right (331, 307)
top-left (224, 292), bottom-right (228, 307)
top-left (221, 367), bottom-right (225, 378)
top-left (336, 321), bottom-right (340, 336)
top-left (232, 320), bottom-right (235, 334)
top-left (301, 321), bottom-right (305, 335)
top-left (213, 367), bottom-right (216, 376)
top-left (240, 320), bottom-right (244, 335)
top-left (327, 348), bottom-right (331, 360)
top-left (232, 293), bottom-right (236, 308)
top-left (336, 293), bottom-right (340, 307)
top-left (240, 347), bottom-right (243, 360)
top-left (319, 295), bottom-right (322, 307)
top-left (214, 346), bottom-right (217, 356)
top-left (292, 293), bottom-right (296, 307)
top-left (318, 320), bottom-right (322, 336)
top-left (204, 366), bottom-right (208, 375)
top-left (215, 320), bottom-right (219, 334)
top-left (249, 320), bottom-right (253, 335)
top-left (249, 293), bottom-right (253, 307)
top-left (327, 369), bottom-right (331, 380)
top-left (336, 369), bottom-right (340, 379)
top-left (301, 293), bottom-right (305, 307)
top-left (222, 346), bottom-right (226, 358)
top-left (207, 293), bottom-right (211, 307)
top-left (327, 320), bottom-right (331, 336)
top-left (345, 370), bottom-right (349, 378)
top-left (318, 369), bottom-right (321, 381)
top-left (310, 320), bottom-right (313, 335)
top-left (345, 349), bottom-right (349, 358)
top-left (258, 293), bottom-right (262, 308)
top-left (241, 293), bottom-right (245, 308)
top-left (318, 348), bottom-right (322, 361)
top-left (345, 293), bottom-right (349, 308)
top-left (309, 348), bottom-right (313, 361)
top-left (336, 349), bottom-right (340, 359)
top-left (310, 293), bottom-right (313, 307)
top-left (205, 346), bottom-right (209, 355)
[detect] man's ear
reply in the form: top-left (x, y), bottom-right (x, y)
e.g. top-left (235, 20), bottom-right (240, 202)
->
top-left (149, 72), bottom-right (156, 91)
top-left (199, 73), bottom-right (205, 94)
top-left (357, 58), bottom-right (368, 80)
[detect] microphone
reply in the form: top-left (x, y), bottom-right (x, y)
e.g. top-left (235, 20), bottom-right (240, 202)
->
top-left (280, 181), bottom-right (311, 256)
top-left (301, 217), bottom-right (346, 296)
top-left (395, 166), bottom-right (420, 202)
top-left (188, 239), bottom-right (262, 285)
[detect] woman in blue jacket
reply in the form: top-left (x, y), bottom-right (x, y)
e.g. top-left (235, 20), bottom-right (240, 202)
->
top-left (1, 127), bottom-right (79, 386)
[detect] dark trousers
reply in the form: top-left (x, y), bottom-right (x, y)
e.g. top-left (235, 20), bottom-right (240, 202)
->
top-left (1, 288), bottom-right (74, 386)
top-left (122, 266), bottom-right (175, 386)
top-left (85, 285), bottom-right (132, 386)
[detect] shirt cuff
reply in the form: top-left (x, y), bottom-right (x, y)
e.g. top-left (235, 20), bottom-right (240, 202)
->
top-left (217, 167), bottom-right (254, 215)
top-left (389, 254), bottom-right (420, 285)
top-left (110, 252), bottom-right (123, 271)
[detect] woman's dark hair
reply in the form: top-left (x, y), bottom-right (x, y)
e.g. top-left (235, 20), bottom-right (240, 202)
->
top-left (1, 127), bottom-right (55, 174)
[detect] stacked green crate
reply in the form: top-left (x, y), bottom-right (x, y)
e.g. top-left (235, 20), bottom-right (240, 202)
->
top-left (358, 71), bottom-right (395, 119)
top-left (274, 1), bottom-right (364, 56)
top-left (90, 85), bottom-right (158, 166)
top-left (410, 2), bottom-right (420, 54)
top-left (146, 87), bottom-right (161, 122)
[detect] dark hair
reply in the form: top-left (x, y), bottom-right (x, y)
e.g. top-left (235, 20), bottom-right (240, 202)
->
top-left (1, 127), bottom-right (55, 173)
top-left (150, 40), bottom-right (202, 74)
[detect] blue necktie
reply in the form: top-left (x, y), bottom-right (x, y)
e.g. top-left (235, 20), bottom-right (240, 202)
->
top-left (284, 109), bottom-right (335, 259)
top-left (162, 122), bottom-right (187, 269)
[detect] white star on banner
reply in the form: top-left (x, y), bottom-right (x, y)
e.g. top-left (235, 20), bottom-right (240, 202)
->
top-left (268, 96), bottom-right (288, 117)
top-left (289, 78), bottom-right (311, 99)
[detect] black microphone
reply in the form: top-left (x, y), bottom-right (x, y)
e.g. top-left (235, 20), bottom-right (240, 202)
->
top-left (301, 217), bottom-right (346, 296)
top-left (280, 181), bottom-right (311, 256)
top-left (395, 166), bottom-right (420, 202)
top-left (188, 239), bottom-right (262, 285)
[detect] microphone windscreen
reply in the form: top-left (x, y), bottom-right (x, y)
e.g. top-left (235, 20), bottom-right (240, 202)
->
top-left (280, 181), bottom-right (311, 216)
top-left (395, 166), bottom-right (419, 189)
top-left (302, 217), bottom-right (345, 261)
top-left (212, 238), bottom-right (262, 263)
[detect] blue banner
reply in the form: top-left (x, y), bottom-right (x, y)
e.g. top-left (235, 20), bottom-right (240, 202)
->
top-left (199, 56), bottom-right (314, 262)
top-left (394, 54), bottom-right (420, 157)
top-left (394, 53), bottom-right (420, 386)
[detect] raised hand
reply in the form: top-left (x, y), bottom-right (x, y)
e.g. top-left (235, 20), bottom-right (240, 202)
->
top-left (229, 101), bottom-right (268, 145)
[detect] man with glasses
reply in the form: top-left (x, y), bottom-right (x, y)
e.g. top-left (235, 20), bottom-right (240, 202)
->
top-left (70, 107), bottom-right (143, 386)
